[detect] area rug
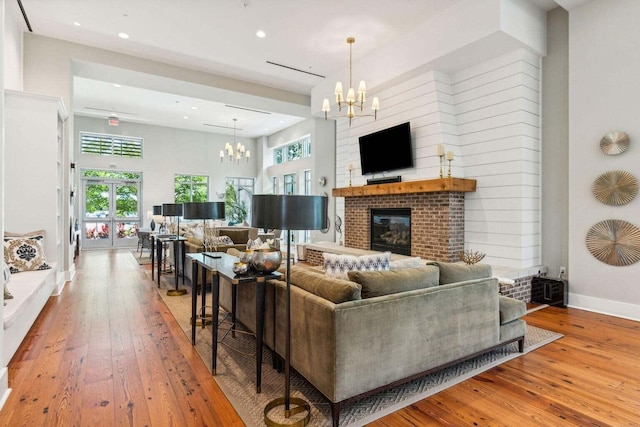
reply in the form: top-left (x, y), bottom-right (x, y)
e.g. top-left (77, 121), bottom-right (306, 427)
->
top-left (152, 275), bottom-right (562, 427)
top-left (131, 248), bottom-right (152, 265)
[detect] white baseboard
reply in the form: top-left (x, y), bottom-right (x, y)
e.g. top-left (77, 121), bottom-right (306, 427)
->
top-left (568, 293), bottom-right (640, 322)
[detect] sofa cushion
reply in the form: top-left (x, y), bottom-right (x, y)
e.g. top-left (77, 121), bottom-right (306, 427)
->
top-left (323, 252), bottom-right (391, 279)
top-left (219, 229), bottom-right (249, 245)
top-left (4, 235), bottom-right (52, 274)
top-left (347, 266), bottom-right (439, 298)
top-left (289, 265), bottom-right (361, 303)
top-left (499, 296), bottom-right (526, 325)
top-left (428, 261), bottom-right (492, 285)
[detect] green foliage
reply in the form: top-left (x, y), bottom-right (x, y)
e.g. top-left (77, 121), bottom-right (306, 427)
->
top-left (175, 174), bottom-right (208, 203)
top-left (225, 182), bottom-right (247, 225)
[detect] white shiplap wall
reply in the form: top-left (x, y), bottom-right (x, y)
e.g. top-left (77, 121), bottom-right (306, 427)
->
top-left (335, 49), bottom-right (542, 269)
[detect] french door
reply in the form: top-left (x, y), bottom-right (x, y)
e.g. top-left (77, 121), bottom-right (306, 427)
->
top-left (82, 172), bottom-right (141, 249)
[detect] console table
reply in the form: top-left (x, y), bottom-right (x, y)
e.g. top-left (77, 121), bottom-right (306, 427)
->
top-left (187, 252), bottom-right (280, 393)
top-left (151, 235), bottom-right (186, 292)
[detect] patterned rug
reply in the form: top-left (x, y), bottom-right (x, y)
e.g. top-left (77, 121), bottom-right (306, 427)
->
top-left (152, 274), bottom-right (562, 427)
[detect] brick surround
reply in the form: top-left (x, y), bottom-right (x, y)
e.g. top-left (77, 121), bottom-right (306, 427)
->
top-left (343, 192), bottom-right (466, 262)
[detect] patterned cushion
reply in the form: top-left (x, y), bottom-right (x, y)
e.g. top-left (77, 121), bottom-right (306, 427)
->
top-left (3, 235), bottom-right (52, 274)
top-left (323, 252), bottom-right (391, 279)
top-left (323, 253), bottom-right (358, 279)
top-left (246, 238), bottom-right (263, 250)
top-left (356, 252), bottom-right (391, 271)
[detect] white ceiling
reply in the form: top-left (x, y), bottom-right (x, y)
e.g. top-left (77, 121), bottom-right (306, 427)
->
top-left (21, 0), bottom-right (563, 138)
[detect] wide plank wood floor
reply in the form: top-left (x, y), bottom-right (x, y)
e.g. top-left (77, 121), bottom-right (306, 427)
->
top-left (0, 249), bottom-right (638, 426)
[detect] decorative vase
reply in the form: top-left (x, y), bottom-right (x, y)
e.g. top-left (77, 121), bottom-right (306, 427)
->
top-left (150, 218), bottom-right (156, 231)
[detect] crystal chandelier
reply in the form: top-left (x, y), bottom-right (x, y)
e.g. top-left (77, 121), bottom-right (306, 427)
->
top-left (322, 37), bottom-right (380, 125)
top-left (220, 118), bottom-right (250, 162)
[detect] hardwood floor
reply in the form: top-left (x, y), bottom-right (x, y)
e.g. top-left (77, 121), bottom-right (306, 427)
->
top-left (0, 249), bottom-right (638, 426)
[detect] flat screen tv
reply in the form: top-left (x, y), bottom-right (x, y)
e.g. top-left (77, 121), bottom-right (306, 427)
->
top-left (358, 122), bottom-right (413, 175)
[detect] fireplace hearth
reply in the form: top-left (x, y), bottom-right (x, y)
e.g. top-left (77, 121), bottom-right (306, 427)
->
top-left (370, 208), bottom-right (411, 255)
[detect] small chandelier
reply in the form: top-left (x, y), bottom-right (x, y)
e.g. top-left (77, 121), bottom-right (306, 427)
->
top-left (220, 118), bottom-right (250, 162)
top-left (322, 37), bottom-right (380, 126)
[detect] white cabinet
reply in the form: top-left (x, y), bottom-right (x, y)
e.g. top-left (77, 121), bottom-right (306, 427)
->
top-left (4, 90), bottom-right (68, 285)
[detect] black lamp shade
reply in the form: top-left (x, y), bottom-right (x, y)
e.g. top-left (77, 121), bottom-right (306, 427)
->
top-left (162, 203), bottom-right (183, 217)
top-left (251, 195), bottom-right (327, 230)
top-left (152, 205), bottom-right (163, 215)
top-left (183, 201), bottom-right (225, 220)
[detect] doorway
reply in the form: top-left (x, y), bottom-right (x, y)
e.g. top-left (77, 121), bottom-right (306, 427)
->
top-left (81, 170), bottom-right (142, 249)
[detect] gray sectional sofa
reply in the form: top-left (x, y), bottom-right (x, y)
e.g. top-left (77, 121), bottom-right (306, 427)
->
top-left (218, 259), bottom-right (526, 427)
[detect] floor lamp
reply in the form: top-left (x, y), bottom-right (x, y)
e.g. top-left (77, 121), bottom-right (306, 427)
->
top-left (183, 201), bottom-right (225, 324)
top-left (162, 203), bottom-right (185, 296)
top-left (183, 201), bottom-right (225, 253)
top-left (162, 203), bottom-right (183, 236)
top-left (152, 205), bottom-right (163, 231)
top-left (252, 194), bottom-right (328, 427)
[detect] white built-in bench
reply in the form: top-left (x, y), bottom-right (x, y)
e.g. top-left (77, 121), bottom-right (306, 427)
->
top-left (3, 263), bottom-right (57, 365)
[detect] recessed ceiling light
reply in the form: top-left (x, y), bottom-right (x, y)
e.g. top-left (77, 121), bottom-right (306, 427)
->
top-left (73, 21), bottom-right (81, 26)
top-left (256, 30), bottom-right (266, 38)
top-left (118, 32), bottom-right (130, 39)
top-left (191, 106), bottom-right (198, 110)
top-left (184, 116), bottom-right (189, 119)
top-left (113, 83), bottom-right (122, 88)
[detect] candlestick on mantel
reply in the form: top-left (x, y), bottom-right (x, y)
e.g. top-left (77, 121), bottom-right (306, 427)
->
top-left (438, 144), bottom-right (445, 179)
top-left (348, 164), bottom-right (353, 186)
top-left (447, 151), bottom-right (453, 177)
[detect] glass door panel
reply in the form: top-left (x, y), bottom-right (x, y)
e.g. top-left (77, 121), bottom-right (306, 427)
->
top-left (113, 183), bottom-right (140, 247)
top-left (82, 176), bottom-right (141, 249)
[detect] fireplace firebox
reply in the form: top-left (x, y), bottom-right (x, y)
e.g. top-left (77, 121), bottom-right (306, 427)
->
top-left (370, 208), bottom-right (411, 255)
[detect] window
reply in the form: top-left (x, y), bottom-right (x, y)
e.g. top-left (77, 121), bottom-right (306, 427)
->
top-left (80, 132), bottom-right (143, 158)
top-left (303, 170), bottom-right (312, 243)
top-left (226, 177), bottom-right (254, 225)
top-left (175, 174), bottom-right (208, 203)
top-left (272, 176), bottom-right (278, 195)
top-left (304, 170), bottom-right (311, 196)
top-left (283, 173), bottom-right (296, 195)
top-left (274, 135), bottom-right (311, 165)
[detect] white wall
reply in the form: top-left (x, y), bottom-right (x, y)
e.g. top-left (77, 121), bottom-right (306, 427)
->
top-left (3, 0), bottom-right (23, 90)
top-left (568, 0), bottom-right (640, 320)
top-left (75, 116), bottom-right (258, 224)
top-left (335, 48), bottom-right (542, 270)
top-left (541, 7), bottom-right (569, 279)
top-left (264, 117), bottom-right (335, 242)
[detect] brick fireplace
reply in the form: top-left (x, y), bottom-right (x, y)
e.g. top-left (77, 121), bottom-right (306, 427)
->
top-left (334, 178), bottom-right (476, 262)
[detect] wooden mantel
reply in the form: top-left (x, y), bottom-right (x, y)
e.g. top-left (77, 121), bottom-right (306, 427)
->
top-left (332, 178), bottom-right (476, 197)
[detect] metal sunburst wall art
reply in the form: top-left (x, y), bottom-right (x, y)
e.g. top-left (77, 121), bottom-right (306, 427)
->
top-left (585, 219), bottom-right (640, 266)
top-left (592, 170), bottom-right (638, 206)
top-left (600, 131), bottom-right (630, 155)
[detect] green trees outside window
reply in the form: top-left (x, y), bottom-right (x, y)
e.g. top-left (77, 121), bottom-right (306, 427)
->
top-left (175, 174), bottom-right (208, 203)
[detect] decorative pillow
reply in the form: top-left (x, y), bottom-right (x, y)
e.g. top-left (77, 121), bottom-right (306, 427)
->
top-left (323, 252), bottom-right (391, 279)
top-left (4, 229), bottom-right (47, 239)
top-left (323, 253), bottom-right (358, 279)
top-left (289, 265), bottom-right (361, 303)
top-left (246, 237), bottom-right (263, 250)
top-left (210, 236), bottom-right (234, 246)
top-left (4, 236), bottom-right (52, 273)
top-left (427, 261), bottom-right (492, 285)
top-left (348, 266), bottom-right (440, 298)
top-left (389, 256), bottom-right (423, 270)
top-left (356, 252), bottom-right (391, 271)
